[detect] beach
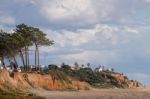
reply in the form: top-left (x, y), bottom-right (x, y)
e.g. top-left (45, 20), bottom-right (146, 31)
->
top-left (30, 88), bottom-right (150, 99)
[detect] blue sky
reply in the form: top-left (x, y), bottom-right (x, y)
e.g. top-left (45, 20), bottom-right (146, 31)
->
top-left (1, 0), bottom-right (150, 86)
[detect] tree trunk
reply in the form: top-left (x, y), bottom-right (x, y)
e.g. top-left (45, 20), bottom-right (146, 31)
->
top-left (1, 56), bottom-right (6, 69)
top-left (20, 50), bottom-right (25, 70)
top-left (37, 46), bottom-right (40, 71)
top-left (25, 46), bottom-right (28, 71)
top-left (7, 56), bottom-right (13, 69)
top-left (35, 44), bottom-right (37, 70)
top-left (6, 46), bottom-right (18, 69)
top-left (12, 55), bottom-right (18, 66)
top-left (27, 47), bottom-right (30, 71)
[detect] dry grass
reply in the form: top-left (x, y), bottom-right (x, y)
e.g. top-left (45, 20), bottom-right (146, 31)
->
top-left (0, 92), bottom-right (46, 99)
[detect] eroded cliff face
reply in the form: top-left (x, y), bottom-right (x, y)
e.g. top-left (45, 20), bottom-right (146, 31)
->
top-left (0, 70), bottom-right (89, 91)
top-left (0, 70), bottom-right (144, 92)
top-left (128, 80), bottom-right (144, 88)
top-left (111, 73), bottom-right (144, 88)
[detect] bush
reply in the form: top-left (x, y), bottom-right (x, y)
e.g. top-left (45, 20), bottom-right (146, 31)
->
top-left (61, 65), bottom-right (71, 70)
top-left (48, 64), bottom-right (58, 70)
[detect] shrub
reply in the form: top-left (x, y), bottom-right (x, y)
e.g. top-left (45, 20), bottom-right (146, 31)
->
top-left (48, 64), bottom-right (58, 70)
top-left (61, 65), bottom-right (71, 70)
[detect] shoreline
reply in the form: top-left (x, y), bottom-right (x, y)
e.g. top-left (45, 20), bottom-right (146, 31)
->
top-left (29, 88), bottom-right (150, 99)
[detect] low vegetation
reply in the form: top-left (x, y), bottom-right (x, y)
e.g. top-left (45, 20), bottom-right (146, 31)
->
top-left (47, 63), bottom-right (127, 88)
top-left (0, 92), bottom-right (46, 99)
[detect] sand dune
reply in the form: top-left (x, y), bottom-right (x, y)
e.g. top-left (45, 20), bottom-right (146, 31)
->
top-left (30, 88), bottom-right (150, 99)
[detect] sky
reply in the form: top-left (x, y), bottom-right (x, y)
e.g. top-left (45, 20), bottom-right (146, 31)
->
top-left (0, 0), bottom-right (150, 86)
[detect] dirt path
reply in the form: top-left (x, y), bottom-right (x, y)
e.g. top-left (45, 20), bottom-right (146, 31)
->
top-left (30, 88), bottom-right (150, 99)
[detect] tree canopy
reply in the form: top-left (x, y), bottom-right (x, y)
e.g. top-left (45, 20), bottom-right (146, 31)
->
top-left (0, 24), bottom-right (54, 71)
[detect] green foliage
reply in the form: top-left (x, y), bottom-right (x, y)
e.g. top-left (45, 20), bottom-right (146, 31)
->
top-left (0, 31), bottom-right (10, 57)
top-left (69, 68), bottom-right (105, 85)
top-left (0, 24), bottom-right (54, 71)
top-left (15, 23), bottom-right (54, 50)
top-left (61, 65), bottom-right (71, 71)
top-left (45, 64), bottom-right (123, 88)
top-left (15, 24), bottom-right (33, 46)
top-left (48, 64), bottom-right (58, 70)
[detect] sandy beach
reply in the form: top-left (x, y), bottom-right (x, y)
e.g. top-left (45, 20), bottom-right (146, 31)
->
top-left (30, 88), bottom-right (150, 99)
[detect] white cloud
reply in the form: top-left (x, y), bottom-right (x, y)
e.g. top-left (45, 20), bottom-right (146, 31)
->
top-left (0, 25), bottom-right (14, 33)
top-left (45, 24), bottom-right (118, 47)
top-left (46, 30), bottom-right (94, 47)
top-left (5, 0), bottom-right (149, 28)
top-left (143, 0), bottom-right (150, 3)
top-left (0, 12), bottom-right (15, 25)
top-left (39, 0), bottom-right (96, 22)
top-left (44, 23), bottom-right (145, 52)
top-left (57, 50), bottom-right (118, 66)
top-left (91, 0), bottom-right (115, 20)
top-left (123, 26), bottom-right (139, 34)
top-left (35, 0), bottom-right (126, 24)
top-left (39, 23), bottom-right (149, 68)
top-left (33, 0), bottom-right (148, 26)
top-left (1, 0), bottom-right (150, 27)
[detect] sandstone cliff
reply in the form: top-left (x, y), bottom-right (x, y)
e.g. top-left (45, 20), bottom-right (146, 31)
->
top-left (111, 73), bottom-right (144, 88)
top-left (0, 70), bottom-right (89, 92)
top-left (0, 70), bottom-right (144, 92)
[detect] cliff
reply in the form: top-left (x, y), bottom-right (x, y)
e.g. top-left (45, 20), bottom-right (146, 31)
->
top-left (111, 72), bottom-right (144, 88)
top-left (0, 70), bottom-right (89, 92)
top-left (0, 69), bottom-right (144, 92)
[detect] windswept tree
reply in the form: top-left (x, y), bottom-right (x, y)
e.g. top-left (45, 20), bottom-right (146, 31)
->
top-left (74, 62), bottom-right (80, 70)
top-left (0, 30), bottom-right (10, 67)
top-left (0, 24), bottom-right (54, 72)
top-left (30, 27), bottom-right (54, 70)
top-left (15, 24), bottom-right (33, 71)
top-left (87, 63), bottom-right (91, 68)
top-left (10, 32), bottom-right (29, 68)
top-left (15, 24), bottom-right (54, 71)
top-left (0, 30), bottom-right (21, 67)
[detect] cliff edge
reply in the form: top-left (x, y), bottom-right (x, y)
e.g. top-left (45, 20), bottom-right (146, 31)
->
top-left (0, 70), bottom-right (89, 92)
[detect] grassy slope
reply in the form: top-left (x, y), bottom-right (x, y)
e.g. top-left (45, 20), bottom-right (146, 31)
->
top-left (0, 92), bottom-right (46, 99)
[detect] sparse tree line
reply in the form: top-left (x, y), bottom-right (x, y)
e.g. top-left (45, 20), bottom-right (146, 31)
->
top-left (0, 24), bottom-right (54, 72)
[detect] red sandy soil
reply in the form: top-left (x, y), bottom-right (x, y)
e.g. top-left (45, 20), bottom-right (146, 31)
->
top-left (0, 70), bottom-right (89, 91)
